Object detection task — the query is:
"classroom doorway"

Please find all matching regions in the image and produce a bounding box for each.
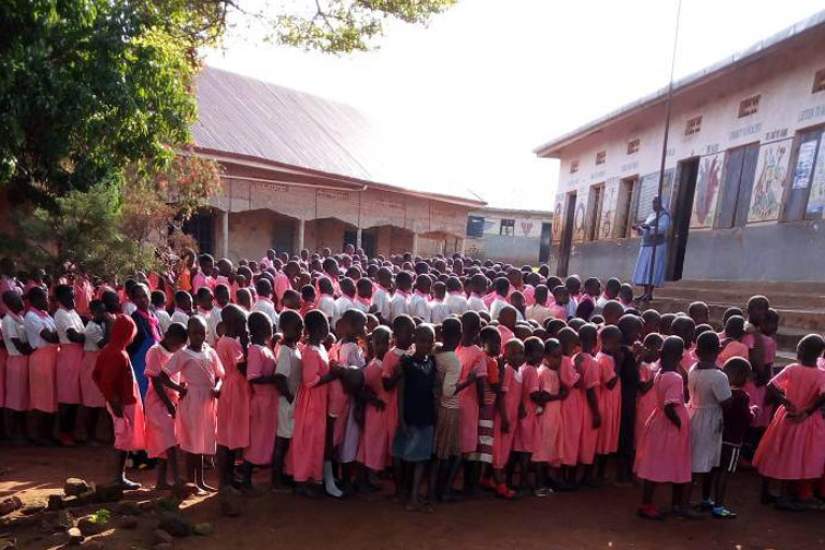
[557,192,576,277]
[539,222,552,264]
[667,157,699,281]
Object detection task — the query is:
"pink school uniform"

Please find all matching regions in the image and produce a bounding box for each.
[634,371,691,483]
[244,344,279,465]
[143,343,177,458]
[2,311,29,411]
[337,341,366,463]
[54,307,85,405]
[513,363,540,454]
[0,342,6,409]
[359,357,389,471]
[457,344,488,454]
[497,325,515,345]
[635,361,660,450]
[532,365,563,465]
[718,339,749,365]
[595,351,621,455]
[493,364,522,469]
[163,346,224,455]
[753,364,825,480]
[381,347,406,457]
[215,336,250,451]
[288,344,330,483]
[24,308,59,413]
[80,320,106,408]
[559,356,583,466]
[577,353,600,465]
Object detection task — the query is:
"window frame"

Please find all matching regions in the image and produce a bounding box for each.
[685,115,702,136]
[627,139,640,155]
[499,218,516,236]
[595,151,607,165]
[813,69,825,94]
[738,95,761,118]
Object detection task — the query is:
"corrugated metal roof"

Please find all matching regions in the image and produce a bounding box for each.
[192,67,484,205]
[533,9,825,157]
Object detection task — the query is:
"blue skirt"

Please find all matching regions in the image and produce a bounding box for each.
[632,244,667,287]
[393,425,434,462]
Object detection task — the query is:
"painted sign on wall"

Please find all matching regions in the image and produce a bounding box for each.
[691,153,724,228]
[748,141,790,223]
[806,137,825,218]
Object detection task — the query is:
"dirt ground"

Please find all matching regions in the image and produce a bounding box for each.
[1,445,824,550]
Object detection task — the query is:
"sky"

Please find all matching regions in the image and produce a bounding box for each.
[204,0,825,210]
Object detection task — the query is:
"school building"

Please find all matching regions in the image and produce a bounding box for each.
[187,67,485,261]
[465,207,553,266]
[534,10,825,284]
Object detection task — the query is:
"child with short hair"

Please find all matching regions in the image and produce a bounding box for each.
[152,290,172,335]
[429,281,451,325]
[54,284,86,446]
[24,286,60,444]
[635,333,663,452]
[382,314,415,497]
[271,310,304,492]
[474,326,502,487]
[557,327,583,485]
[2,290,32,441]
[526,285,553,325]
[408,275,432,323]
[171,290,193,327]
[491,338,523,499]
[718,315,749,364]
[575,324,602,485]
[456,311,488,494]
[513,336,544,493]
[532,338,567,495]
[144,322,188,489]
[359,326,392,487]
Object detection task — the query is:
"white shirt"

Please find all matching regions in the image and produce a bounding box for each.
[467,294,487,313]
[430,299,451,325]
[317,294,336,320]
[122,301,137,316]
[54,307,85,344]
[408,291,431,322]
[206,306,223,345]
[2,312,27,356]
[170,308,190,327]
[489,297,509,320]
[389,290,410,322]
[155,308,172,335]
[83,320,105,352]
[371,286,392,321]
[445,292,468,316]
[24,310,57,349]
[333,295,356,326]
[252,298,279,329]
[276,343,302,439]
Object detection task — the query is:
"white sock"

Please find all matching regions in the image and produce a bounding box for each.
[324,461,342,498]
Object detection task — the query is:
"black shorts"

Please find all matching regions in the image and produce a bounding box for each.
[720,443,741,474]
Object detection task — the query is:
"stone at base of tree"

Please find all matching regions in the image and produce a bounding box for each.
[47,494,63,511]
[118,516,139,530]
[83,541,106,550]
[57,510,75,530]
[156,497,181,513]
[152,528,174,545]
[94,484,123,503]
[0,538,15,550]
[0,496,23,517]
[192,522,213,536]
[77,516,106,536]
[20,501,46,515]
[158,512,191,538]
[67,527,83,545]
[64,478,91,497]
[154,543,173,550]
[115,501,141,516]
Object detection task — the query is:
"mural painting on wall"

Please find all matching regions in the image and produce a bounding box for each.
[806,137,825,219]
[573,201,587,242]
[690,153,724,228]
[636,169,674,223]
[748,141,790,223]
[552,196,564,242]
[520,221,534,237]
[599,180,618,239]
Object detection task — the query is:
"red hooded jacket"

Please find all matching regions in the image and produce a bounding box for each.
[93,315,138,405]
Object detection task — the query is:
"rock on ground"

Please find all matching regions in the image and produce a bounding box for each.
[63,478,91,497]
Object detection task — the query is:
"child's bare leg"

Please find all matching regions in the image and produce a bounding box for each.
[444,456,462,501]
[713,470,729,507]
[215,445,233,489]
[429,458,441,500]
[406,462,427,511]
[642,479,656,506]
[323,417,342,497]
[271,437,290,490]
[392,457,404,499]
[155,459,170,490]
[114,450,141,489]
[168,447,181,486]
[57,403,77,444]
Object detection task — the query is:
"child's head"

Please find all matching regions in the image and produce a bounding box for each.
[494,277,510,298]
[236,288,252,311]
[687,301,710,326]
[534,284,549,306]
[660,335,685,371]
[163,322,188,352]
[746,295,770,326]
[604,277,621,299]
[248,311,274,344]
[413,324,435,358]
[395,271,413,292]
[300,284,316,305]
[432,281,446,301]
[504,338,525,367]
[282,289,301,311]
[762,308,780,337]
[565,275,581,295]
[366,313,379,332]
[322,257,340,278]
[589,315,604,326]
[304,309,330,344]
[722,307,744,326]
[695,330,721,363]
[552,285,570,306]
[415,274,432,295]
[151,290,166,311]
[544,318,567,338]
[480,325,502,357]
[498,305,517,330]
[510,291,525,311]
[641,309,660,337]
[567,317,586,333]
[196,287,214,311]
[671,315,696,347]
[198,253,215,275]
[279,310,304,344]
[514,323,532,341]
[392,314,416,349]
[339,277,356,298]
[187,315,207,349]
[220,304,248,340]
[89,299,105,323]
[542,337,562,368]
[471,273,488,295]
[617,314,643,345]
[55,284,75,310]
[723,357,752,388]
[797,334,825,367]
[446,276,462,294]
[724,315,746,340]
[642,332,664,363]
[659,313,676,335]
[255,277,273,299]
[583,277,601,297]
[132,283,150,311]
[175,290,193,313]
[356,277,373,300]
[618,284,634,304]
[214,284,231,308]
[370,326,392,361]
[602,301,624,326]
[523,336,544,365]
[440,317,462,350]
[578,323,598,353]
[556,327,580,356]
[695,323,714,338]
[599,325,622,355]
[101,290,120,314]
[342,309,367,340]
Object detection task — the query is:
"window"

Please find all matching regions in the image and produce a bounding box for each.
[813,69,825,94]
[595,151,607,165]
[615,177,637,238]
[627,139,640,155]
[685,116,702,136]
[182,211,214,254]
[570,160,579,174]
[586,184,604,241]
[716,143,759,228]
[738,95,760,118]
[466,215,485,238]
[784,127,825,221]
[500,219,515,236]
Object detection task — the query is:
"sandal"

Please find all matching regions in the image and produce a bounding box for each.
[637,504,664,520]
[712,506,737,519]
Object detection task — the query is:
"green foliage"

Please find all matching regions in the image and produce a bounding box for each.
[0,0,199,208]
[90,508,111,524]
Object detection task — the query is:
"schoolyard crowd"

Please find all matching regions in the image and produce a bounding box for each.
[1,246,824,519]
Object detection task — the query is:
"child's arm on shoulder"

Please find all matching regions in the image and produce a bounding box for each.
[664,403,681,429]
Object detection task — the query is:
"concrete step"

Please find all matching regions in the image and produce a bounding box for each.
[664,279,825,295]
[775,350,796,367]
[654,286,825,310]
[649,298,825,332]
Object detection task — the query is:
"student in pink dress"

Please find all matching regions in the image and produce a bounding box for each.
[635,333,663,452]
[456,310,488,494]
[497,306,518,345]
[271,310,303,492]
[24,286,60,445]
[241,312,280,486]
[512,336,543,493]
[532,338,568,495]
[753,334,825,509]
[491,338,522,499]
[192,254,216,294]
[54,284,87,446]
[92,314,145,490]
[2,291,32,441]
[144,323,188,489]
[718,316,749,365]
[594,325,622,483]
[575,324,602,486]
[163,316,224,494]
[215,304,250,490]
[380,314,414,498]
[359,325,391,486]
[80,300,108,442]
[549,286,569,321]
[635,335,693,520]
[557,327,583,485]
